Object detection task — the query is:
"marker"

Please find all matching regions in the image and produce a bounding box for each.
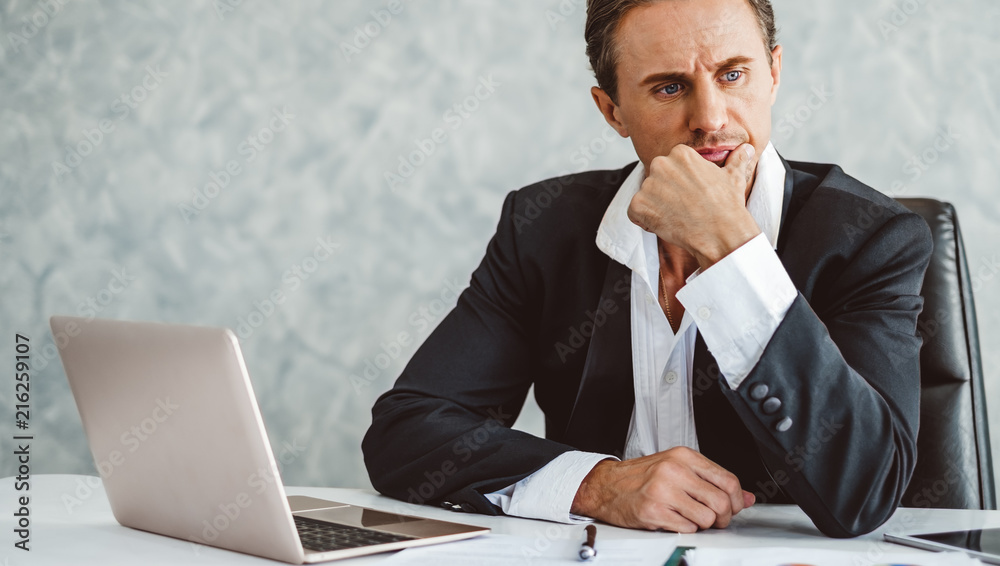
[579,524,597,561]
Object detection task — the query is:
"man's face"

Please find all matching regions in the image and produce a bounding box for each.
[595,0,782,177]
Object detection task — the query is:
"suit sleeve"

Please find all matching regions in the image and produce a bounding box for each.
[717,211,933,537]
[362,191,576,514]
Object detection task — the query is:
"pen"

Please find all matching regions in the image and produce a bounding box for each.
[579,524,597,561]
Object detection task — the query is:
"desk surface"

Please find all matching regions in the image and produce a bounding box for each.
[4,475,1000,565]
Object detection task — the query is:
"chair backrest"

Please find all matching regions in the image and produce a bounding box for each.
[896,198,995,510]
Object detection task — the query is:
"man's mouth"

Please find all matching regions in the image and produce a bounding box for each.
[694,146,737,164]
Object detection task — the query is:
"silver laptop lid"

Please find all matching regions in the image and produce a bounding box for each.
[51,316,305,564]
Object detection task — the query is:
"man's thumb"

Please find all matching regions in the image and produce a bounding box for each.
[725,143,755,170]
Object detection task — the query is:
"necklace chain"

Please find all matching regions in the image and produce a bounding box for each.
[658,241,677,331]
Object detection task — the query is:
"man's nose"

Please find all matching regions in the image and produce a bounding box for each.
[688,83,728,133]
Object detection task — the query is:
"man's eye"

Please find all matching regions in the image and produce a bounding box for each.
[723,70,742,82]
[659,84,681,95]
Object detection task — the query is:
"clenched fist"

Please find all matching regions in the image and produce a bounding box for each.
[571,446,756,533]
[627,143,763,271]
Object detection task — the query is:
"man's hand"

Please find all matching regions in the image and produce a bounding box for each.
[570,446,755,532]
[627,143,763,270]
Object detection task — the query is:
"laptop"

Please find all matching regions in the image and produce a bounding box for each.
[886,529,1000,564]
[50,315,488,563]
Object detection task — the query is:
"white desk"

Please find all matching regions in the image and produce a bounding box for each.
[4,475,1000,565]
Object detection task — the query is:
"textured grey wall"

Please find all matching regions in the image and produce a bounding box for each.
[1,0,997,495]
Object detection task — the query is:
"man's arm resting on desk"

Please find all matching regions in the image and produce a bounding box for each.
[711,210,931,538]
[686,210,931,537]
[484,451,614,523]
[363,188,602,516]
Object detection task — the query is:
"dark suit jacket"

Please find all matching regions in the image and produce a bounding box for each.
[363,156,933,538]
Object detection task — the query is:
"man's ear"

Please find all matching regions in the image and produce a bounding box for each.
[591,86,630,138]
[769,44,783,106]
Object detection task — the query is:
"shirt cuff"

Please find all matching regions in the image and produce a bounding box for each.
[676,232,797,390]
[483,451,616,523]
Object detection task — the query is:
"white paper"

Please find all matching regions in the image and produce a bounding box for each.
[685,546,984,566]
[373,534,676,566]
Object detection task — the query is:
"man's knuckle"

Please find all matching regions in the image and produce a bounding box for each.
[695,509,716,529]
[673,446,695,460]
[627,205,644,223]
[710,491,730,513]
[638,482,661,502]
[651,459,679,477]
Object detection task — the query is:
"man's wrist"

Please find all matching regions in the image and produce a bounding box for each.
[690,216,761,270]
[571,459,615,517]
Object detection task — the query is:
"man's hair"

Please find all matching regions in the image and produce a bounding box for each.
[585,0,777,104]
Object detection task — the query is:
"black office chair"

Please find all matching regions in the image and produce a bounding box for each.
[896,198,996,510]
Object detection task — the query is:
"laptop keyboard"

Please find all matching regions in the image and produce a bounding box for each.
[294,515,417,552]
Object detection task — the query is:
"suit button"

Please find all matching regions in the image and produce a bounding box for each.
[762,397,782,415]
[749,383,769,401]
[775,417,793,432]
[664,371,678,384]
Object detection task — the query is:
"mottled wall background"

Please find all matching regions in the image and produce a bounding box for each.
[1,0,998,493]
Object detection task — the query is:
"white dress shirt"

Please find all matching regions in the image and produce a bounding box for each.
[485,142,799,523]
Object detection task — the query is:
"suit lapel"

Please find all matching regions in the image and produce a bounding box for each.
[776,153,796,254]
[562,259,634,457]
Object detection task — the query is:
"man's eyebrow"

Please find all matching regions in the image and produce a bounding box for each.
[638,56,756,87]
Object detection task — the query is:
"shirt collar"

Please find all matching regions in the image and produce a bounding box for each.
[596,142,785,283]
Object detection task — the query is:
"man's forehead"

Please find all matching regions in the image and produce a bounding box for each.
[617,0,762,73]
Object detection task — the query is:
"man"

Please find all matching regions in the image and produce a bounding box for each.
[363,0,932,538]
